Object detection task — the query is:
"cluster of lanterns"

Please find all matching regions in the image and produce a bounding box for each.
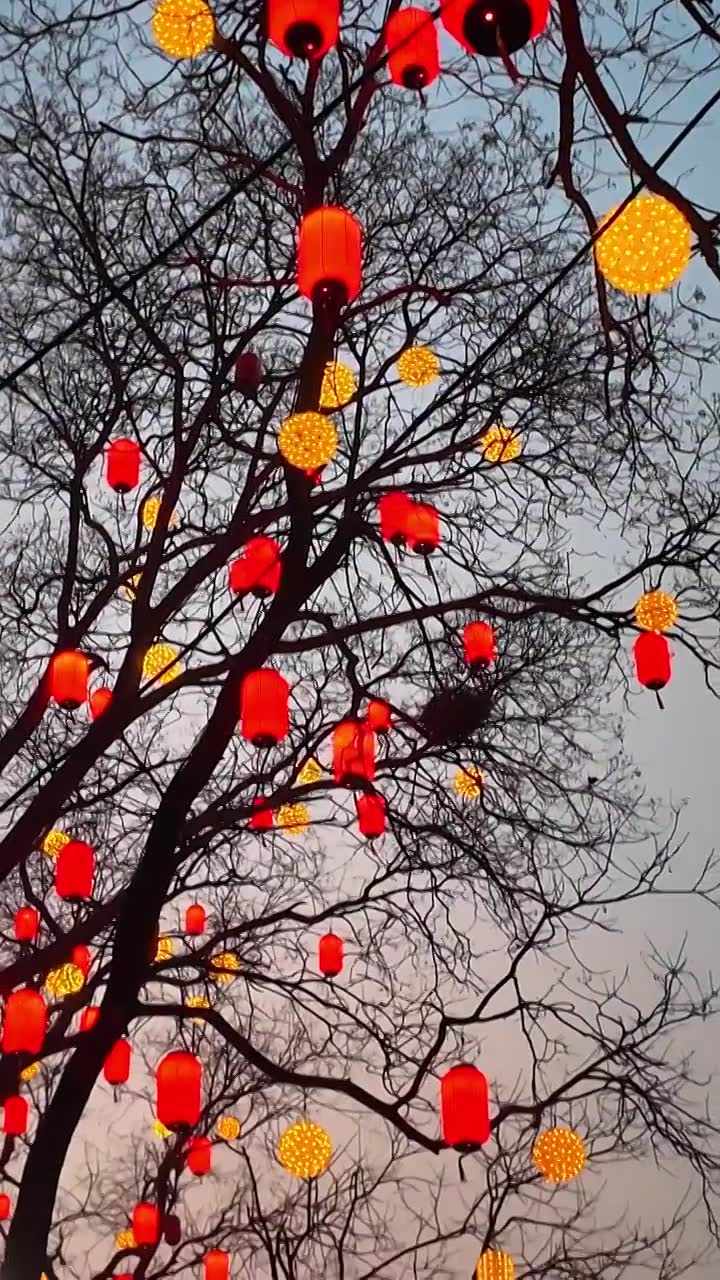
[632,590,678,692]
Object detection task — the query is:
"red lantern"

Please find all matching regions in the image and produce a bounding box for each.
[104,1039,131,1086]
[234,352,263,395]
[156,1050,202,1130]
[463,621,496,668]
[405,502,440,555]
[229,537,282,598]
[267,0,339,58]
[297,207,362,309]
[333,720,376,785]
[440,1064,490,1149]
[80,1005,100,1031]
[133,1202,160,1246]
[318,932,344,977]
[55,840,94,902]
[205,1252,230,1280]
[250,797,273,830]
[3,1096,28,1136]
[386,8,440,88]
[186,1134,212,1176]
[440,0,548,57]
[185,903,206,935]
[240,669,289,748]
[164,1213,182,1246]
[633,632,672,691]
[0,1194,10,1221]
[72,944,91,978]
[14,907,39,943]
[356,792,386,838]
[365,699,391,734]
[379,493,412,547]
[49,650,89,710]
[1,989,47,1054]
[89,686,113,719]
[106,438,141,494]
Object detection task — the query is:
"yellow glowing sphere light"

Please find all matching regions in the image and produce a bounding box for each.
[42,828,70,859]
[277,1120,333,1178]
[20,1060,40,1082]
[297,757,322,784]
[115,1229,136,1249]
[278,412,338,471]
[396,345,440,387]
[152,0,215,58]
[277,802,310,837]
[123,572,141,601]
[532,1127,587,1184]
[45,963,85,998]
[594,195,690,296]
[143,643,182,685]
[482,425,522,464]
[453,766,484,799]
[216,1114,242,1140]
[210,951,240,984]
[475,1251,515,1280]
[155,935,174,962]
[634,590,678,633]
[320,361,357,409]
[153,1120,172,1140]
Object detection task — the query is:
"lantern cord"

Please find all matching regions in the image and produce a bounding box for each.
[496,31,520,84]
[458,1152,467,1183]
[655,691,665,711]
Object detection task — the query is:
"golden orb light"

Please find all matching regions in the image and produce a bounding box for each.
[152,0,215,58]
[532,1127,587,1184]
[20,1060,40,1082]
[277,1120,332,1179]
[155,935,174,962]
[278,412,338,471]
[152,1120,172,1140]
[297,757,322,785]
[141,496,177,530]
[475,1251,515,1280]
[634,590,678,633]
[142,643,182,685]
[594,195,690,295]
[277,802,310,837]
[41,828,70,859]
[115,1229,136,1249]
[216,1114,241,1140]
[210,951,240,984]
[319,361,357,409]
[44,963,85,998]
[396,345,440,387]
[123,572,141,601]
[453,766,485,799]
[481,425,522,464]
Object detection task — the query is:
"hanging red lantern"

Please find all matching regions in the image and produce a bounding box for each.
[80,1005,100,1031]
[89,686,113,719]
[634,632,671,690]
[267,0,339,58]
[440,0,548,57]
[356,792,386,838]
[55,840,95,902]
[71,944,91,978]
[463,621,496,668]
[186,1134,212,1176]
[205,1252,230,1280]
[3,1096,28,1137]
[297,207,362,310]
[234,351,263,395]
[240,669,289,748]
[378,492,412,547]
[405,502,440,555]
[333,720,376,785]
[1,989,47,1054]
[365,699,392,734]
[440,1064,490,1149]
[230,537,282,599]
[185,903,206,935]
[250,797,273,830]
[104,1039,131,1086]
[0,1193,10,1221]
[106,438,141,494]
[164,1213,182,1246]
[318,932,344,978]
[133,1202,160,1246]
[49,650,89,711]
[386,7,440,88]
[14,906,39,943]
[156,1050,202,1130]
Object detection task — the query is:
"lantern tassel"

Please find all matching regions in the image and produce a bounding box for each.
[655,690,665,711]
[458,1153,467,1183]
[496,29,520,83]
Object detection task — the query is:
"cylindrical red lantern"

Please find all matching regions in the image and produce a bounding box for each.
[49,650,89,711]
[250,797,273,830]
[14,906,39,943]
[3,1096,28,1137]
[89,686,113,719]
[440,0,548,57]
[205,1251,230,1280]
[267,0,339,58]
[356,792,386,838]
[71,944,91,977]
[365,699,392,734]
[463,621,496,668]
[440,1064,490,1149]
[634,632,671,690]
[0,1193,10,1221]
[333,720,376,785]
[104,1039,131,1086]
[1,989,47,1054]
[405,502,440,555]
[164,1213,182,1246]
[186,1134,212,1176]
[185,903,206,935]
[386,8,440,88]
[318,932,344,978]
[133,1202,160,1246]
[297,207,362,309]
[156,1050,202,1130]
[80,1005,100,1031]
[106,438,141,494]
[234,352,263,395]
[379,492,412,547]
[240,669,289,748]
[55,839,95,902]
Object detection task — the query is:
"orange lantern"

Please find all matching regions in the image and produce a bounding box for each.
[156,1050,202,1130]
[106,438,141,493]
[104,1039,131,1086]
[80,1005,100,1031]
[186,1135,212,1176]
[3,1096,28,1136]
[250,797,273,830]
[318,932,344,977]
[386,7,440,88]
[406,502,440,555]
[297,207,362,310]
[463,621,496,668]
[1,989,47,1054]
[240,669,289,747]
[440,1064,490,1149]
[267,0,339,58]
[185,903,206,935]
[333,720,376,784]
[49,650,89,710]
[14,907,39,943]
[55,840,95,901]
[205,1251,230,1280]
[356,792,386,838]
[365,699,392,734]
[378,492,412,547]
[634,632,671,690]
[440,0,548,57]
[0,1194,10,1220]
[89,686,113,719]
[133,1202,160,1246]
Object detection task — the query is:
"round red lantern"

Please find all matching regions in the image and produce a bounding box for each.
[89,686,113,719]
[463,621,496,668]
[185,903,206,935]
[0,1193,10,1220]
[267,0,339,58]
[186,1134,212,1176]
[14,906,39,943]
[133,1202,160,1246]
[634,632,671,690]
[234,352,263,395]
[49,650,89,710]
[318,932,344,978]
[356,792,386,838]
[106,438,141,494]
[378,492,412,547]
[1,989,47,1054]
[386,7,440,88]
[205,1251,230,1280]
[297,207,362,310]
[333,720,376,785]
[3,1096,28,1136]
[156,1050,202,1130]
[365,699,391,734]
[250,797,273,830]
[440,1064,490,1149]
[80,1005,100,1031]
[440,0,548,57]
[104,1039,131,1086]
[55,839,95,901]
[240,669,289,748]
[406,503,440,555]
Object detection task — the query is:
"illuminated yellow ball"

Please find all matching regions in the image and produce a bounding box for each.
[216,1114,241,1140]
[210,951,240,984]
[20,1061,40,1082]
[532,1127,586,1183]
[42,828,70,859]
[396,345,440,387]
[475,1251,515,1280]
[152,0,215,58]
[186,993,210,1023]
[44,963,84,998]
[155,935,174,962]
[595,195,690,295]
[143,643,182,685]
[278,412,337,471]
[319,361,357,409]
[297,757,322,784]
[277,1120,332,1179]
[142,496,177,530]
[634,590,678,633]
[453,766,484,799]
[123,573,141,601]
[277,802,309,837]
[115,1229,136,1249]
[482,425,522,464]
[152,1120,172,1140]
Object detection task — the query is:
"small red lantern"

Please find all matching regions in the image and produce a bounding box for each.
[185,903,206,935]
[80,1005,100,1031]
[356,792,386,838]
[229,537,282,599]
[634,632,671,691]
[405,502,440,555]
[378,492,412,547]
[333,720,376,785]
[3,1096,28,1137]
[463,621,496,668]
[267,0,339,58]
[365,699,392,734]
[386,8,440,89]
[106,438,141,494]
[240,669,289,748]
[104,1039,131,1086]
[440,0,549,57]
[186,1134,212,1176]
[318,932,344,978]
[234,352,263,395]
[156,1050,202,1130]
[49,650,89,711]
[164,1213,182,1246]
[205,1251,230,1280]
[1,989,47,1054]
[71,944,91,978]
[297,207,362,310]
[440,1064,490,1149]
[0,1193,10,1221]
[89,686,113,719]
[133,1202,160,1246]
[14,907,39,943]
[55,840,95,902]
[250,797,273,830]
